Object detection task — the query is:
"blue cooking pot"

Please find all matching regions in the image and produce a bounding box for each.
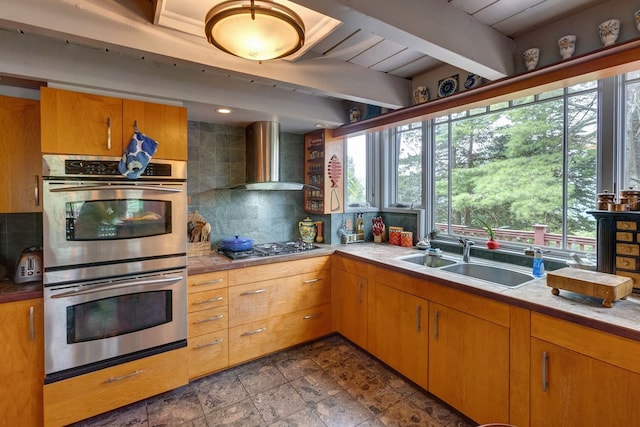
[218,235,254,251]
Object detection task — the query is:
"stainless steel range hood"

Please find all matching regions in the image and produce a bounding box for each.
[232,121,313,191]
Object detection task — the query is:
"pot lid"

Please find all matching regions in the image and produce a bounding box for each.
[221,235,254,244]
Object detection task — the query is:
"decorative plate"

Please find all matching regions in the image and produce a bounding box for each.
[438,74,459,98]
[464,73,483,90]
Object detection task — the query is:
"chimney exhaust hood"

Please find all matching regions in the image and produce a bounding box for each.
[232,121,316,191]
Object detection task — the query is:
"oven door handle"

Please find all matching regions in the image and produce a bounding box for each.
[49,184,183,193]
[50,275,183,298]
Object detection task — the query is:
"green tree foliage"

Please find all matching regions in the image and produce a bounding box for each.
[435,87,598,244]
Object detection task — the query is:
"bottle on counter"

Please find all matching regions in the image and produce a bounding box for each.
[355,212,364,235]
[532,248,545,278]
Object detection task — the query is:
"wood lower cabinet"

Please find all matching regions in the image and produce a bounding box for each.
[227,256,332,366]
[43,348,188,426]
[370,279,428,388]
[187,271,229,380]
[428,302,510,424]
[332,256,372,349]
[0,96,42,213]
[530,313,640,426]
[0,298,43,427]
[41,87,187,159]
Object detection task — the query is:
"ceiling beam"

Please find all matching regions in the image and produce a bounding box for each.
[292,0,515,80]
[0,0,411,108]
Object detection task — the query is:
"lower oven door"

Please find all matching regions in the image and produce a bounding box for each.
[43,268,187,381]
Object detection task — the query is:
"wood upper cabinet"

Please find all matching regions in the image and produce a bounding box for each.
[0,96,42,213]
[332,256,371,349]
[41,87,187,159]
[370,279,428,388]
[122,99,187,160]
[428,301,510,425]
[530,313,640,427]
[0,298,44,427]
[41,87,124,156]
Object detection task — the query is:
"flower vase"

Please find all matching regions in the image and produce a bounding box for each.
[487,239,500,250]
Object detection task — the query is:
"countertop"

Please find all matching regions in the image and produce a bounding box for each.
[4,243,639,344]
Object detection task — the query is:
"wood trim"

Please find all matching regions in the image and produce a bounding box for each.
[332,38,640,137]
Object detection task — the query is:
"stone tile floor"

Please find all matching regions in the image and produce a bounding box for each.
[71,334,477,427]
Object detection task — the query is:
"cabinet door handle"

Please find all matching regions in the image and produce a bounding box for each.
[303,312,323,320]
[29,306,35,341]
[542,351,548,392]
[106,116,111,150]
[193,278,223,286]
[415,304,421,332]
[303,278,322,284]
[103,369,143,384]
[241,327,267,336]
[34,175,40,207]
[194,296,223,304]
[240,289,266,296]
[194,338,224,349]
[194,314,224,324]
[357,280,363,304]
[433,309,439,339]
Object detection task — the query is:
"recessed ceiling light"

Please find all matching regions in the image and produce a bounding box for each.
[314,123,325,128]
[216,107,232,114]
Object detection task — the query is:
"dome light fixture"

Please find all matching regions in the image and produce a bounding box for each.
[204,0,305,61]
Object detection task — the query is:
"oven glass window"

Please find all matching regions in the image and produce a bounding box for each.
[66,199,171,240]
[66,290,172,343]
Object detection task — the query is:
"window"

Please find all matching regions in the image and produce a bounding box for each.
[623,71,640,188]
[345,134,368,208]
[434,82,598,252]
[394,122,424,207]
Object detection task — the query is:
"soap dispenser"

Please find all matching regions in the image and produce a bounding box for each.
[532,248,545,278]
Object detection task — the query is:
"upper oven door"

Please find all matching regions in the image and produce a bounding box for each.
[43,180,187,270]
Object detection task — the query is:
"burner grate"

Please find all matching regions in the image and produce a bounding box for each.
[219,241,319,259]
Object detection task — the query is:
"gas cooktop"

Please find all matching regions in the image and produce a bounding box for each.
[218,241,320,260]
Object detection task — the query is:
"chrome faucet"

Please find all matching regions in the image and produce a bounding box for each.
[459,238,475,262]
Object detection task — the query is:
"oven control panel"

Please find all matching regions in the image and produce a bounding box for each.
[64,160,172,177]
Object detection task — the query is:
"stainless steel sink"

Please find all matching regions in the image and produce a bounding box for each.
[397,253,458,268]
[440,263,533,287]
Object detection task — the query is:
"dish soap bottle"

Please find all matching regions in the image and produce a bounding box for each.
[532,248,545,278]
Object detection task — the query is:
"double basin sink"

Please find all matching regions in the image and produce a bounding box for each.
[396,252,536,287]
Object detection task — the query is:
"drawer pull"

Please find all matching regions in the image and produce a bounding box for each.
[303,278,322,284]
[194,314,224,324]
[241,327,267,336]
[240,289,266,296]
[194,338,224,349]
[193,278,223,286]
[542,351,548,392]
[195,296,223,304]
[103,369,144,384]
[303,312,323,320]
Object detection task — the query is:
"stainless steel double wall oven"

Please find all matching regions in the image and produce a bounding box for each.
[42,154,188,383]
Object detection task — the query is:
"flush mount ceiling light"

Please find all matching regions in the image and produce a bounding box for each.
[204,0,305,61]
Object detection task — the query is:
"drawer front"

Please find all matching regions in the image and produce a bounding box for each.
[228,270,331,327]
[617,231,634,242]
[188,288,228,311]
[188,306,228,337]
[188,271,228,293]
[617,221,637,231]
[228,256,330,285]
[228,304,332,366]
[616,243,640,256]
[616,256,637,271]
[188,330,228,380]
[44,348,188,426]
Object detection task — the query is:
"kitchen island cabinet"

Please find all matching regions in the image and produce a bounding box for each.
[0,298,43,427]
[187,271,229,380]
[41,87,187,159]
[0,96,42,213]
[227,256,332,365]
[530,312,640,427]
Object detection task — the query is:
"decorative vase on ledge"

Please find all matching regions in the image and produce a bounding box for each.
[487,239,500,250]
[558,35,576,59]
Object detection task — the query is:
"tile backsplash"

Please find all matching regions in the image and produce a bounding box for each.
[0,213,42,276]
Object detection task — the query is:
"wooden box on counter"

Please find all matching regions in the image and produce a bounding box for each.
[304,129,344,214]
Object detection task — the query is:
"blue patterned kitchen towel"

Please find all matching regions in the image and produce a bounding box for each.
[118,131,159,179]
